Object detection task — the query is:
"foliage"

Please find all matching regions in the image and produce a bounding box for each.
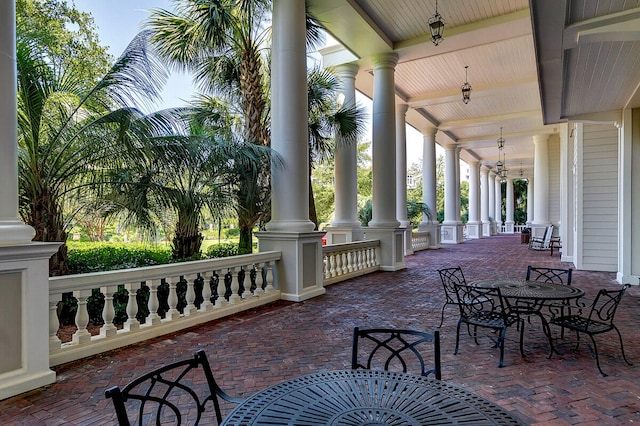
[407,201,432,227]
[66,243,173,274]
[358,199,373,227]
[205,243,239,258]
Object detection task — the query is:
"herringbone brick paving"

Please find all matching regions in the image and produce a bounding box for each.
[1,234,639,425]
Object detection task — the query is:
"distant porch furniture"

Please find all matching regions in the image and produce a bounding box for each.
[529,224,554,251]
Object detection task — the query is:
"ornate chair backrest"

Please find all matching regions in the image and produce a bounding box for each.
[438,267,467,303]
[352,327,441,380]
[526,266,573,285]
[105,350,242,425]
[452,284,505,321]
[585,285,629,328]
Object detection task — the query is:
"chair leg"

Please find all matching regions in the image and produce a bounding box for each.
[518,320,525,357]
[473,325,480,345]
[498,327,507,368]
[454,319,462,355]
[587,334,607,377]
[613,326,633,366]
[438,303,447,328]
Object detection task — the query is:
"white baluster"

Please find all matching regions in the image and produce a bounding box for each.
[357,248,364,271]
[49,294,62,350]
[200,271,214,312]
[183,273,198,315]
[254,263,265,296]
[72,289,92,344]
[229,267,241,303]
[145,279,162,326]
[264,261,275,293]
[124,282,140,331]
[241,266,252,299]
[100,285,118,337]
[346,251,354,273]
[340,252,348,276]
[215,269,228,307]
[329,253,337,278]
[165,276,180,320]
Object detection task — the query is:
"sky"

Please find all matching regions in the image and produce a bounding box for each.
[74,0,428,169]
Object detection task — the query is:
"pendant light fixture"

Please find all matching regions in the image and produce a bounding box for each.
[461,66,472,104]
[429,0,445,46]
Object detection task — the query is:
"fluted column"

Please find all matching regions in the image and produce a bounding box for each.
[365,53,404,270]
[396,104,409,228]
[418,127,440,248]
[0,0,35,244]
[369,53,399,228]
[466,160,481,238]
[327,63,363,243]
[488,170,496,235]
[266,0,314,233]
[480,165,490,236]
[505,177,515,233]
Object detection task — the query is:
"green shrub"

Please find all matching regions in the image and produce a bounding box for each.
[67,243,173,274]
[205,243,239,259]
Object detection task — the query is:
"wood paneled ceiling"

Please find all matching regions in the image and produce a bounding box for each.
[307,0,640,173]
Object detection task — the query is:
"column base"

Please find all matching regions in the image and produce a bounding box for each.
[482,222,492,237]
[364,227,406,271]
[504,221,515,234]
[324,224,365,245]
[0,242,60,400]
[0,219,35,245]
[256,231,325,302]
[440,222,465,244]
[466,221,483,239]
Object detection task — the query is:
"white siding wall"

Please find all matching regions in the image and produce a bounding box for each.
[580,125,618,271]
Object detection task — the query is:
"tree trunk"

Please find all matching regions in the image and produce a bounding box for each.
[238,225,253,255]
[309,175,318,230]
[171,231,204,260]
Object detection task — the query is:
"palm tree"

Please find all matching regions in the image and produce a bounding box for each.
[17,30,173,275]
[145,0,272,254]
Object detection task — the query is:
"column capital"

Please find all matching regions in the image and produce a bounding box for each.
[371,53,399,70]
[533,134,549,144]
[421,127,438,138]
[396,103,409,115]
[334,62,359,79]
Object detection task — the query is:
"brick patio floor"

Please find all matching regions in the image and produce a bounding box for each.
[1,234,639,425]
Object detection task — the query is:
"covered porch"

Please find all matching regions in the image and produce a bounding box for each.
[1,234,638,425]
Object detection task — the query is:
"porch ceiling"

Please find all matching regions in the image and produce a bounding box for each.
[307,0,640,173]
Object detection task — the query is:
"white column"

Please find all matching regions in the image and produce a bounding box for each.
[494,173,503,230]
[365,53,405,270]
[488,171,496,234]
[532,134,550,239]
[0,0,35,244]
[396,104,409,228]
[443,145,457,224]
[454,147,461,222]
[266,0,314,233]
[369,53,400,229]
[326,63,363,243]
[418,127,440,248]
[505,177,515,233]
[395,104,413,255]
[526,177,534,226]
[420,128,437,224]
[480,165,491,236]
[466,160,481,239]
[257,0,324,302]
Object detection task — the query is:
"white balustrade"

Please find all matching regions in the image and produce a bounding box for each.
[411,232,430,252]
[49,252,282,366]
[322,240,381,286]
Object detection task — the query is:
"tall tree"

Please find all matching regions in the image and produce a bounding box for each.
[145,0,272,254]
[16,28,172,275]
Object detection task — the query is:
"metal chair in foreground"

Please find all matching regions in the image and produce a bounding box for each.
[105,350,244,425]
[352,327,441,380]
[452,283,524,368]
[550,285,632,376]
[525,266,575,336]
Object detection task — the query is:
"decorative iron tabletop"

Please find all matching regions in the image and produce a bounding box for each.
[471,279,584,300]
[222,369,525,425]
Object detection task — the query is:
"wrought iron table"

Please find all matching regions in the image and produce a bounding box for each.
[221,369,525,425]
[471,278,585,356]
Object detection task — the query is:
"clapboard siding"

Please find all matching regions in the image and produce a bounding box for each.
[580,124,618,272]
